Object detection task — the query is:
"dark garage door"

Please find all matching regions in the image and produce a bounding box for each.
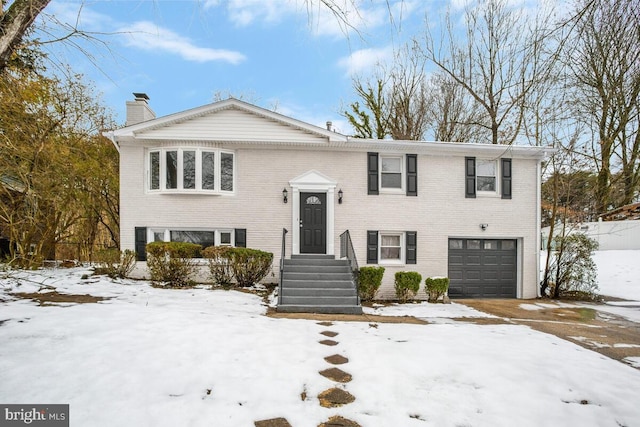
[448,238,517,298]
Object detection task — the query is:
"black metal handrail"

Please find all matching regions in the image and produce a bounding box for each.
[278,228,288,305]
[339,230,360,305]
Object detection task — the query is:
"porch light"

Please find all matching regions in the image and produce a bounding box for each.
[283,188,288,204]
[338,189,343,204]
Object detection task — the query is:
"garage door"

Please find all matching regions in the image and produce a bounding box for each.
[448,238,517,298]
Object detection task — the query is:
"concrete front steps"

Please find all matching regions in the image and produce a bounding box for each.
[277,254,362,315]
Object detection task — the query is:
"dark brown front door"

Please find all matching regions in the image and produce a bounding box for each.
[300,192,326,254]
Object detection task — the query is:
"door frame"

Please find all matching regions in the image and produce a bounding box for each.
[289,170,337,256]
[447,236,523,298]
[299,192,327,254]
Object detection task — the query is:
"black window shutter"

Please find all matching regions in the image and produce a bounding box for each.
[235,229,247,247]
[501,158,512,199]
[367,230,378,264]
[406,231,417,264]
[367,152,379,195]
[406,154,418,196]
[134,227,147,261]
[465,157,476,198]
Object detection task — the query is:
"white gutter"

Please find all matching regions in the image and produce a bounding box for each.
[103,130,119,152]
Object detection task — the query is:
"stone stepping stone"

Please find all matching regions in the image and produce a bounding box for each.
[319,367,352,383]
[317,321,334,326]
[324,354,349,365]
[320,330,339,337]
[317,415,362,427]
[317,388,356,408]
[254,418,292,427]
[319,339,339,346]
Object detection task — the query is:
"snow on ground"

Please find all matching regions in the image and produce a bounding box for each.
[2,267,640,427]
[593,250,640,301]
[363,300,495,320]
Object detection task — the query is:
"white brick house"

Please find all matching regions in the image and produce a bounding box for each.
[105,96,549,302]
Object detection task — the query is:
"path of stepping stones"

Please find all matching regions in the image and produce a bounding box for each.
[254,321,362,427]
[316,321,360,427]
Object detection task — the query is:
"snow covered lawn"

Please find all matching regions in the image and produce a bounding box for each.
[593,250,640,301]
[1,268,640,427]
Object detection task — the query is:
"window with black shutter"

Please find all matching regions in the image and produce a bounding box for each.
[406,154,417,196]
[406,231,417,264]
[234,229,247,247]
[501,158,512,199]
[135,227,147,261]
[465,157,476,198]
[367,152,379,195]
[367,230,378,263]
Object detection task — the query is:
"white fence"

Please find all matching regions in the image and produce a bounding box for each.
[541,220,640,251]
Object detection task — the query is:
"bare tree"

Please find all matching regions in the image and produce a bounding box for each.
[343,76,390,139]
[418,0,555,145]
[423,71,488,143]
[567,0,640,212]
[343,45,431,141]
[385,44,430,140]
[0,0,51,71]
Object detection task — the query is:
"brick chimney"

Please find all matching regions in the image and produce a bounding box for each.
[126,93,156,126]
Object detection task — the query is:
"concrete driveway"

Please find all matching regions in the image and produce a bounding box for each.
[457,298,640,370]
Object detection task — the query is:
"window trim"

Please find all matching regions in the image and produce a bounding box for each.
[146,147,235,194]
[378,231,405,265]
[476,159,498,196]
[149,228,236,248]
[467,156,509,199]
[379,154,405,194]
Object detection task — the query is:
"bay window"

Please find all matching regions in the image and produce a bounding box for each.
[147,148,234,193]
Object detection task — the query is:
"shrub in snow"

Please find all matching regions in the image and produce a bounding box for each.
[227,248,273,287]
[544,233,599,299]
[358,266,385,302]
[146,242,202,287]
[202,246,234,288]
[394,271,422,303]
[94,249,136,279]
[425,277,450,303]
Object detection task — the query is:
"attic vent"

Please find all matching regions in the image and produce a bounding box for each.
[326,121,332,131]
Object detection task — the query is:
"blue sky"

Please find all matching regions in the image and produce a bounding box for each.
[34,0,440,132]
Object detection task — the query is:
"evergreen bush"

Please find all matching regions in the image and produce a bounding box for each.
[146,242,201,287]
[202,246,234,288]
[394,271,422,303]
[228,248,273,287]
[545,233,599,299]
[425,277,450,303]
[358,266,385,302]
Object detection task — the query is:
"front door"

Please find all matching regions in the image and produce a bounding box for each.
[300,192,326,254]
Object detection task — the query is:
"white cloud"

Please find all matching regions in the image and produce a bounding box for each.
[205,0,294,27]
[306,1,387,38]
[204,0,417,39]
[119,21,246,64]
[337,46,393,76]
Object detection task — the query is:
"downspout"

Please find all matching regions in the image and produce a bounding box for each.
[536,158,542,298]
[103,130,119,152]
